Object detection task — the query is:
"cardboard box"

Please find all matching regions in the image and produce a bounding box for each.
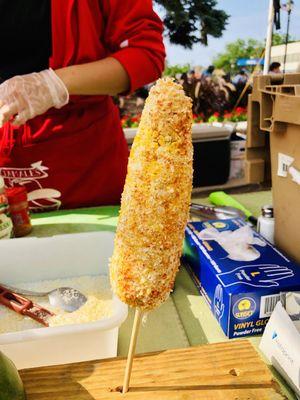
[246,74,300,263]
[184,218,300,339]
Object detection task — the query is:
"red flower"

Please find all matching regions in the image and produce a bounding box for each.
[235,107,247,115]
[193,114,203,123]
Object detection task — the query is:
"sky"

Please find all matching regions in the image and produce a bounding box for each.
[158,0,300,67]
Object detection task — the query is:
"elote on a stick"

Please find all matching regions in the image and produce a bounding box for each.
[110,78,193,311]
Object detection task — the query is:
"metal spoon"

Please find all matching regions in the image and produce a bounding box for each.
[1,284,87,313]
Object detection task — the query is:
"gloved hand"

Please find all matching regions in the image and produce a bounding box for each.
[0,69,69,127]
[217,264,294,288]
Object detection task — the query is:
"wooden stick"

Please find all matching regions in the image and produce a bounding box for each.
[122,308,143,394]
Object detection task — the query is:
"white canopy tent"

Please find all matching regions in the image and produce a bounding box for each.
[264,0,275,74]
[264,0,294,75]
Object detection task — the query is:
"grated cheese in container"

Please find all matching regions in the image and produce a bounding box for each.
[0,275,113,334]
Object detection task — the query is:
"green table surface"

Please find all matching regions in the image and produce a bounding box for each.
[30,191,296,400]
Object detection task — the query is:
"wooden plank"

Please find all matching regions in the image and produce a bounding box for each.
[20,340,284,400]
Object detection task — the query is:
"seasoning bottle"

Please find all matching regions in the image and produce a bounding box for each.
[0,176,13,239]
[6,186,32,237]
[257,205,275,244]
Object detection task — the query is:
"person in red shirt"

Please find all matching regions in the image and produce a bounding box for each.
[0,0,165,212]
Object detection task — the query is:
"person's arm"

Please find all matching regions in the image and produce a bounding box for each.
[55,57,130,96]
[100,0,166,93]
[0,0,165,127]
[57,0,166,96]
[0,58,130,127]
[56,0,166,96]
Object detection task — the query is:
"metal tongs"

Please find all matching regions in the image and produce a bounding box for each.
[0,284,55,326]
[190,203,258,226]
[190,203,246,220]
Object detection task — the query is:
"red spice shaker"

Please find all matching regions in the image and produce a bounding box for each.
[6,187,32,237]
[0,176,13,239]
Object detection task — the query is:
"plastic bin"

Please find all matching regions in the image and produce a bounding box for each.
[124,123,232,188]
[0,231,128,369]
[246,73,300,263]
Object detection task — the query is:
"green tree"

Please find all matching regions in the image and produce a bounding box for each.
[155,0,229,48]
[213,39,264,73]
[272,33,294,46]
[163,64,191,77]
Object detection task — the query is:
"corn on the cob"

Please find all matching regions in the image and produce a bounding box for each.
[110,78,193,311]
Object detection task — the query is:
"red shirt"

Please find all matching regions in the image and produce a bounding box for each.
[0,0,165,212]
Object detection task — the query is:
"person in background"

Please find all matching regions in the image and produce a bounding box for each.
[269,62,282,74]
[194,68,202,81]
[188,70,195,83]
[232,70,248,87]
[202,65,215,79]
[232,70,249,108]
[135,85,149,111]
[219,73,237,109]
[0,0,165,212]
[181,72,192,98]
[179,72,187,87]
[223,72,232,84]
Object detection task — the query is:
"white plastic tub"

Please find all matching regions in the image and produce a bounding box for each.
[0,231,128,369]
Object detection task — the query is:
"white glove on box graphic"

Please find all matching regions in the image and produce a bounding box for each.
[217,264,294,288]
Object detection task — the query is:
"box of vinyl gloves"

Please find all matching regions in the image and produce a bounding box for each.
[183,219,300,338]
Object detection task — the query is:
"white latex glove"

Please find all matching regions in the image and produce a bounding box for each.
[0,68,69,127]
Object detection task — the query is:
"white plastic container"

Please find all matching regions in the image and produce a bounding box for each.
[0,231,128,369]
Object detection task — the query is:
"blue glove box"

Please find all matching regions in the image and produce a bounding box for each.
[184,218,300,338]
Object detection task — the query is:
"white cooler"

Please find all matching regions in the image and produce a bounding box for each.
[124,123,232,188]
